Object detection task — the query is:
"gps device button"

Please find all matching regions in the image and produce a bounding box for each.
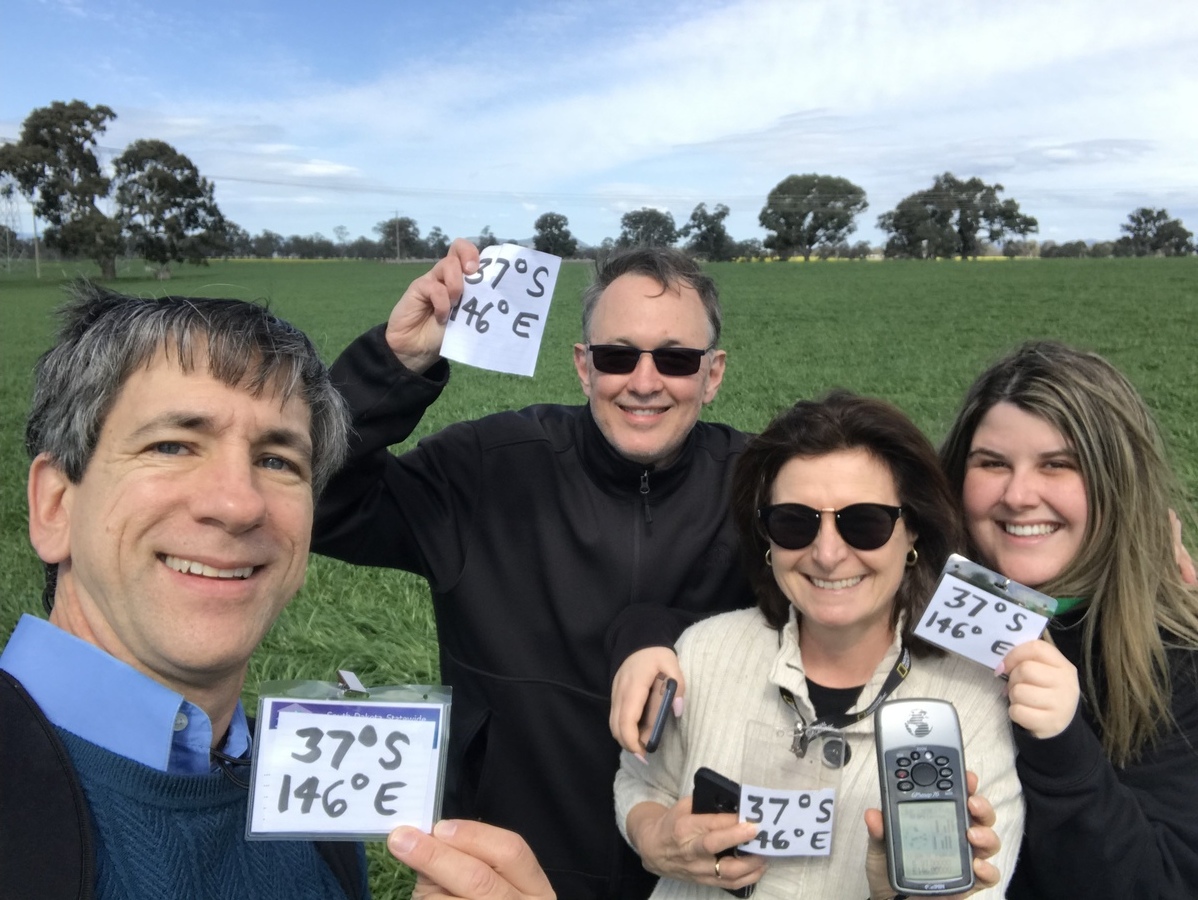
[911,762,938,786]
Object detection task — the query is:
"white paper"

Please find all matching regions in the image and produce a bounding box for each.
[737,784,837,856]
[249,698,444,838]
[440,243,561,376]
[914,572,1049,669]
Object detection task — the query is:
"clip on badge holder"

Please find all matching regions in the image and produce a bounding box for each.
[914,554,1054,670]
[246,670,451,842]
[733,720,845,860]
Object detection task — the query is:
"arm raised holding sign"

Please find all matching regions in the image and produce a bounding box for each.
[314,246,754,899]
[384,238,479,374]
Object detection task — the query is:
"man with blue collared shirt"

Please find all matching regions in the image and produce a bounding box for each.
[0,283,559,900]
[2,616,254,774]
[0,283,367,900]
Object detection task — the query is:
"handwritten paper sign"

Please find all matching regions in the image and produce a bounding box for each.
[440,243,561,376]
[737,784,837,856]
[914,559,1051,669]
[248,697,446,840]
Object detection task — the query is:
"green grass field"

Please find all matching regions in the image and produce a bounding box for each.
[1,256,1196,897]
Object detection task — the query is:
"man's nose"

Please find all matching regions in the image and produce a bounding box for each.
[626,350,664,394]
[191,451,268,533]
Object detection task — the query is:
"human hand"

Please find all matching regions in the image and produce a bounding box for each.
[388,820,556,900]
[609,646,685,756]
[1170,509,1197,585]
[999,639,1080,739]
[625,798,764,892]
[865,770,1001,899]
[384,238,480,374]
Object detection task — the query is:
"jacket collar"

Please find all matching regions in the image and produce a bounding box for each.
[575,404,697,501]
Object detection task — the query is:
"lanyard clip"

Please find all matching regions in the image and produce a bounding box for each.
[792,723,850,768]
[337,669,371,699]
[791,723,816,759]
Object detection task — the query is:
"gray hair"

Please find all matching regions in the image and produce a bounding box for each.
[580,247,722,345]
[27,282,350,609]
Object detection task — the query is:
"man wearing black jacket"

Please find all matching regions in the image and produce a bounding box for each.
[313,240,755,899]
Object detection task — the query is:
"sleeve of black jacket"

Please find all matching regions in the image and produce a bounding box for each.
[1007,649,1198,900]
[604,603,718,684]
[311,323,478,587]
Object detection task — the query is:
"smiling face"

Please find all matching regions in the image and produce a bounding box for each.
[962,402,1088,589]
[29,350,314,698]
[767,449,915,646]
[573,273,725,467]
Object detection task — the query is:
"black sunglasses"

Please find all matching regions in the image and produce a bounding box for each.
[587,344,714,377]
[758,503,904,551]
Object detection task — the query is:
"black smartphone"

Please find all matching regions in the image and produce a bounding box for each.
[874,698,974,896]
[691,767,754,898]
[637,674,677,753]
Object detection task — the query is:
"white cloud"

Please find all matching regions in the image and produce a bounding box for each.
[286,159,360,178]
[9,0,1195,242]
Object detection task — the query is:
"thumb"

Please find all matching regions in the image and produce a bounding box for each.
[864,808,885,841]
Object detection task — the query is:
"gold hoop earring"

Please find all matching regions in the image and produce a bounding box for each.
[765,547,773,567]
[905,547,918,568]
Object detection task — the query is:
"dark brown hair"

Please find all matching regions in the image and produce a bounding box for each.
[580,246,721,345]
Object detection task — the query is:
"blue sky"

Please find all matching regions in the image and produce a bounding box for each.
[3,0,1196,248]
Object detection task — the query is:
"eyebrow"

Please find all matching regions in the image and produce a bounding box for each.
[600,338,691,348]
[966,446,1078,461]
[131,412,313,460]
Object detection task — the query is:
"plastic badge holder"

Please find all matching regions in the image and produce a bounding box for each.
[914,554,1054,670]
[246,670,451,842]
[736,719,845,860]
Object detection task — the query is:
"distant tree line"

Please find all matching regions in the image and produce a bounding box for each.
[1007,208,1194,259]
[2,100,1193,276]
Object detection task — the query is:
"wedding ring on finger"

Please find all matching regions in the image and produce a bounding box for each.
[714,856,722,879]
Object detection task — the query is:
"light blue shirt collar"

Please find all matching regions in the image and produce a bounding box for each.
[0,614,250,774]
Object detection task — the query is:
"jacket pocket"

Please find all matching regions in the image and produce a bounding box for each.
[447,705,491,818]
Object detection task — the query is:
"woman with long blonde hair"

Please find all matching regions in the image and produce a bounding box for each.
[940,340,1198,899]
